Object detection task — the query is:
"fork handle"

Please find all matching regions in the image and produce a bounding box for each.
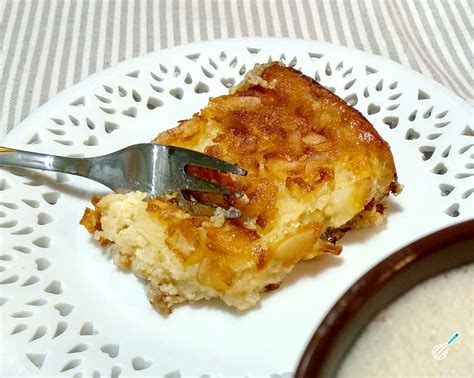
[0,146,88,176]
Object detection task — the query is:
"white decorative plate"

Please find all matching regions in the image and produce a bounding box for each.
[1,38,472,377]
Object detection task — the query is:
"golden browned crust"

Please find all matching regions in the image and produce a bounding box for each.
[81,62,400,313]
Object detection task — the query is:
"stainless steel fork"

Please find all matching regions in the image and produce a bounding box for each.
[0,144,246,216]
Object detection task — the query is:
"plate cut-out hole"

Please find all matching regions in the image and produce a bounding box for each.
[101,344,120,358]
[55,303,74,316]
[0,202,17,209]
[132,90,142,102]
[386,103,400,111]
[342,67,353,77]
[388,92,402,100]
[314,71,321,82]
[186,52,201,61]
[42,191,61,205]
[14,246,31,254]
[461,189,473,199]
[0,179,10,190]
[208,57,218,70]
[0,210,5,217]
[435,121,450,128]
[61,359,81,372]
[20,198,38,207]
[458,144,473,154]
[132,356,152,371]
[173,66,181,77]
[12,227,34,235]
[423,106,433,118]
[24,178,45,187]
[419,146,435,161]
[11,310,33,318]
[69,115,80,126]
[432,162,448,175]
[344,78,356,90]
[367,104,380,115]
[239,64,246,76]
[29,326,47,342]
[103,85,113,93]
[0,254,12,261]
[105,121,120,133]
[169,87,184,100]
[122,107,137,118]
[99,107,116,114]
[221,77,235,88]
[389,81,398,89]
[375,79,383,91]
[466,163,474,169]
[194,81,209,94]
[26,299,47,306]
[11,323,28,335]
[442,146,452,158]
[26,353,46,369]
[150,83,164,93]
[92,371,99,378]
[22,275,39,286]
[0,220,18,228]
[55,139,73,146]
[48,128,66,135]
[365,66,377,75]
[229,56,238,68]
[68,344,88,354]
[35,257,51,271]
[417,89,430,100]
[439,184,454,196]
[126,70,140,78]
[201,66,214,78]
[32,236,51,248]
[44,280,62,294]
[51,117,65,125]
[159,64,168,73]
[53,321,67,338]
[288,56,298,67]
[83,135,99,146]
[86,118,95,130]
[80,321,99,335]
[325,62,332,76]
[147,97,163,110]
[444,203,460,217]
[150,72,163,82]
[279,52,286,61]
[363,87,369,98]
[70,97,85,106]
[308,51,324,60]
[27,133,42,144]
[0,297,8,306]
[95,94,111,103]
[336,61,343,70]
[461,126,473,136]
[118,86,127,96]
[427,133,442,140]
[343,94,357,106]
[184,73,192,84]
[436,110,448,118]
[408,110,417,121]
[405,128,420,140]
[0,275,19,284]
[455,172,474,179]
[111,366,121,378]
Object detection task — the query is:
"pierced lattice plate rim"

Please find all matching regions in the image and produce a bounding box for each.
[1,38,473,377]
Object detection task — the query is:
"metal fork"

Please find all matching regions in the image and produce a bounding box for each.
[0,144,246,217]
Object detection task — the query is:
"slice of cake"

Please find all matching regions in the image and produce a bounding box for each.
[81,62,400,314]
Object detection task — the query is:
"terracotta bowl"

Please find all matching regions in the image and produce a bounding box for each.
[296,219,474,377]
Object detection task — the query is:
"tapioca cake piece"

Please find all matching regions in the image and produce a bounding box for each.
[81,62,400,314]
